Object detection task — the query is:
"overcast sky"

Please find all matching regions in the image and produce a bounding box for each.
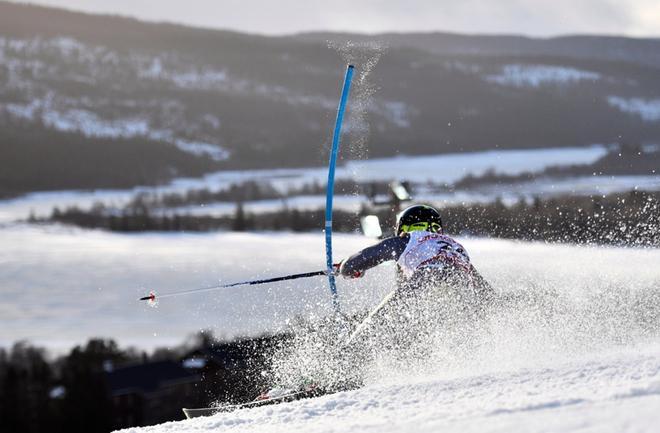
[8,0,660,37]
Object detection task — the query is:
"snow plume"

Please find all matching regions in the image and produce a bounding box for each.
[268,316,361,392]
[328,40,386,162]
[395,283,660,383]
[268,278,488,392]
[266,245,660,393]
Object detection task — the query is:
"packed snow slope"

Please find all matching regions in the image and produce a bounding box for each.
[123,349,660,433]
[106,230,660,433]
[2,224,659,432]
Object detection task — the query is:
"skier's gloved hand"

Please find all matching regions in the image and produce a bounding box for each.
[346,270,364,279]
[337,260,365,279]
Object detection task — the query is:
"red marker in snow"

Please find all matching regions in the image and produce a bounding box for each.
[139,291,156,302]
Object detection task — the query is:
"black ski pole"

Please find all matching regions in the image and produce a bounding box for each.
[139,269,331,302]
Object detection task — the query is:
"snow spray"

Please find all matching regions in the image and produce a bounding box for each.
[267,242,660,390]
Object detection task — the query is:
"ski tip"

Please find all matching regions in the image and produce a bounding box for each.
[348,64,355,69]
[182,407,224,419]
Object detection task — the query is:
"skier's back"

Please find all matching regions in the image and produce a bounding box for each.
[338,204,493,345]
[340,204,491,294]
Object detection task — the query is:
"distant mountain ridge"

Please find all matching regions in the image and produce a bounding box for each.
[1,1,659,195]
[295,32,660,69]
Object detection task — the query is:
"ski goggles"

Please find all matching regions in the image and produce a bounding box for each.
[399,222,442,233]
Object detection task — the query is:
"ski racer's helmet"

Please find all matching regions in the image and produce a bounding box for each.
[396,204,443,235]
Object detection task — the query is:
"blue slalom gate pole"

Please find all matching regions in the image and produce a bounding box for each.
[325,64,355,314]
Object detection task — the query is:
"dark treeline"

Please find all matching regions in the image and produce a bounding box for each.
[363,190,660,246]
[46,202,362,233]
[1,339,146,433]
[441,190,660,246]
[0,332,285,433]
[126,178,365,209]
[43,190,660,247]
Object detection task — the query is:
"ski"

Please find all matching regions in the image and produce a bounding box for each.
[182,387,324,419]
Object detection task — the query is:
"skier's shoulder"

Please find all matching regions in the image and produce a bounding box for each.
[376,234,409,251]
[439,233,468,250]
[346,235,406,261]
[407,230,453,243]
[439,232,462,244]
[407,231,468,251]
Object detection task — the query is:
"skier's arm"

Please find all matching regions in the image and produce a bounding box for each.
[339,235,408,278]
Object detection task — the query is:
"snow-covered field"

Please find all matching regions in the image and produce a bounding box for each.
[486,64,601,88]
[0,224,375,351]
[3,223,660,432]
[48,225,654,433]
[0,145,612,223]
[608,96,660,122]
[3,144,658,227]
[3,223,660,351]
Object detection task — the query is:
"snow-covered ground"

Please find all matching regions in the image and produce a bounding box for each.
[486,64,601,88]
[0,145,610,223]
[3,223,660,432]
[0,224,375,351]
[422,174,660,206]
[608,96,660,122]
[45,225,654,433]
[121,347,660,433]
[3,96,230,161]
[2,223,659,348]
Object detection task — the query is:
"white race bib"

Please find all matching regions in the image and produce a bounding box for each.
[396,231,470,277]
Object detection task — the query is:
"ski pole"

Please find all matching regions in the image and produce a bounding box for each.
[139,269,332,302]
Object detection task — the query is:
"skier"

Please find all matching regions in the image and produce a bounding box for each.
[185,206,494,415]
[337,204,494,346]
